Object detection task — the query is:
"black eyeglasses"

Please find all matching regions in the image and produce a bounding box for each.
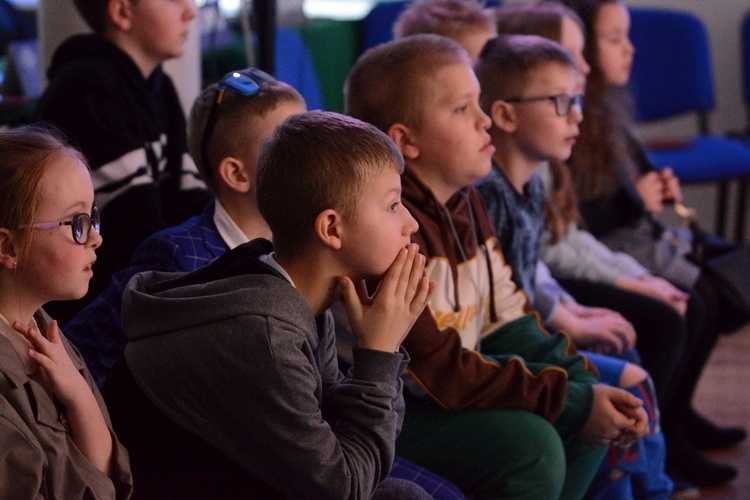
[200,67,276,178]
[504,93,584,117]
[20,206,100,245]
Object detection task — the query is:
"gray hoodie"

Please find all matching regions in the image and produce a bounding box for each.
[121,240,408,499]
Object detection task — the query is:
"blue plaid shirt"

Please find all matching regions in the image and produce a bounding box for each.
[65,201,229,387]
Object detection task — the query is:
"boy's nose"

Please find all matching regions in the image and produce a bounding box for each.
[404,211,419,236]
[479,109,492,130]
[184,0,198,20]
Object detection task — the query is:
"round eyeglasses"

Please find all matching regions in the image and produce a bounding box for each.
[504,93,584,117]
[20,206,101,245]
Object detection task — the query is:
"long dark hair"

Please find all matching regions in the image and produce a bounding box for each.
[560,0,639,199]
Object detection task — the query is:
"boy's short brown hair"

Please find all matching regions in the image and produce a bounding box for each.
[393,0,495,40]
[187,79,304,194]
[256,111,404,259]
[73,0,115,33]
[475,34,577,113]
[495,1,585,42]
[345,34,470,133]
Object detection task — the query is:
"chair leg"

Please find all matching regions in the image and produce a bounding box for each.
[716,180,729,238]
[736,177,748,242]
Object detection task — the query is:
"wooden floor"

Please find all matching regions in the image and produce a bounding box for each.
[691,324,750,499]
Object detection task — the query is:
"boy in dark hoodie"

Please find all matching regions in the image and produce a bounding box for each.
[345,34,648,499]
[119,111,436,498]
[32,0,210,325]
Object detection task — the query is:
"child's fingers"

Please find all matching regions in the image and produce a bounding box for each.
[46,320,62,345]
[392,245,418,299]
[26,347,55,372]
[339,276,365,323]
[13,321,47,353]
[378,247,409,297]
[402,252,426,303]
[409,276,435,316]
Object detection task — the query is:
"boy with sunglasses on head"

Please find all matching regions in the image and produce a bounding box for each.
[32,0,211,326]
[65,69,306,388]
[345,33,648,499]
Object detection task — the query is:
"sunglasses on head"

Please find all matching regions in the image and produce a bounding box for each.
[200,67,276,178]
[20,206,101,245]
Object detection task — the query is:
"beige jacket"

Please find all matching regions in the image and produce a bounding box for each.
[0,309,132,499]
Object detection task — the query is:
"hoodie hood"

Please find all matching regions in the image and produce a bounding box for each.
[122,239,314,344]
[401,168,499,323]
[46,33,165,95]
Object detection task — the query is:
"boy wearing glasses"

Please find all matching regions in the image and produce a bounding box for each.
[32,0,210,326]
[345,34,649,499]
[118,111,434,498]
[473,34,636,350]
[474,34,672,497]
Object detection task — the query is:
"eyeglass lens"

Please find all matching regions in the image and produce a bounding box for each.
[553,94,583,116]
[72,208,100,244]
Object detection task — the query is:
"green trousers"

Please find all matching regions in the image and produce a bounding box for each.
[396,393,606,499]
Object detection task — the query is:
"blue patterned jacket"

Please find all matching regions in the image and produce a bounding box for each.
[65,201,228,387]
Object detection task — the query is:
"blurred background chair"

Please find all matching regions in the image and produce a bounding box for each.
[629,6,750,241]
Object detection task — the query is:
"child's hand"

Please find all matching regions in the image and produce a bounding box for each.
[578,384,643,447]
[339,243,435,352]
[638,275,689,315]
[562,303,636,354]
[635,171,666,213]
[659,167,682,204]
[14,320,89,408]
[14,320,115,476]
[616,275,688,315]
[612,404,650,448]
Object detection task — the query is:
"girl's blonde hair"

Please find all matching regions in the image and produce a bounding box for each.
[0,125,88,264]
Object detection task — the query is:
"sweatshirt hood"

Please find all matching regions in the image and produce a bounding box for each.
[121,239,314,343]
[47,33,163,90]
[401,168,498,322]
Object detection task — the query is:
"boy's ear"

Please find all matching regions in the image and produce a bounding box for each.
[491,100,518,133]
[387,123,419,160]
[314,209,343,250]
[0,228,18,270]
[108,0,134,31]
[216,157,252,194]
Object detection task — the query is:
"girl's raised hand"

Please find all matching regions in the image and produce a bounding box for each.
[13,320,89,408]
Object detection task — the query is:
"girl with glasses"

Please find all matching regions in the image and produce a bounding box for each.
[0,125,132,498]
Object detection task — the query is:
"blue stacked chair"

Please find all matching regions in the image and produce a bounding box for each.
[629,7,750,240]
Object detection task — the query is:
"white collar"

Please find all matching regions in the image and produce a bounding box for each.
[213,200,250,249]
[259,252,296,288]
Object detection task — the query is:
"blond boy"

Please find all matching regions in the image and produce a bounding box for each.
[393,0,496,61]
[345,33,647,499]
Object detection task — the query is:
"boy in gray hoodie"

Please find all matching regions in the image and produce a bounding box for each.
[119,111,435,498]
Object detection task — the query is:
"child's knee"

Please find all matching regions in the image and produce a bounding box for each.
[618,362,648,388]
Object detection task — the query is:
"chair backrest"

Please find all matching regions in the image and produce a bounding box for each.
[628,7,714,128]
[360,0,409,53]
[742,11,750,108]
[274,27,324,110]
